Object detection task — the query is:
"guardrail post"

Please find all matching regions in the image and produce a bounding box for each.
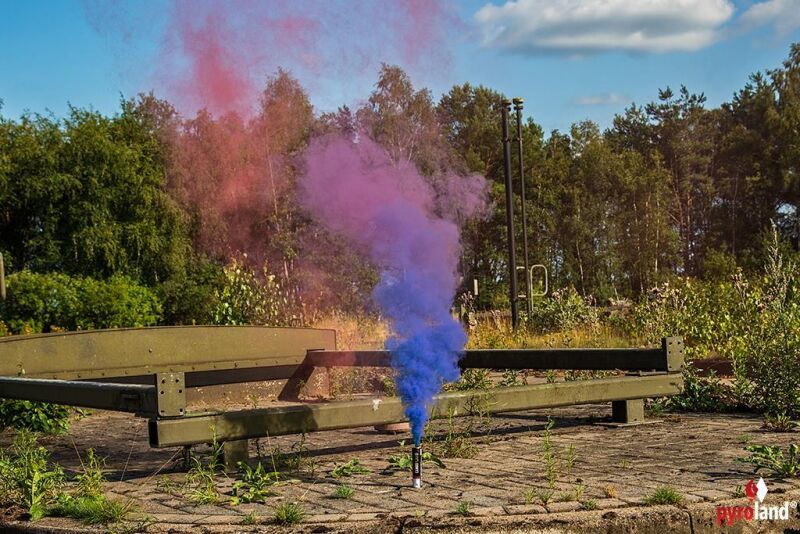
[155,372,186,418]
[611,399,645,423]
[664,336,685,372]
[222,440,249,472]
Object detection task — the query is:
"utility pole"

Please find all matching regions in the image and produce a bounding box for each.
[0,253,5,301]
[501,100,520,329]
[513,98,532,314]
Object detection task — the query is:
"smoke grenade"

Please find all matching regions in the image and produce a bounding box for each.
[412,445,422,488]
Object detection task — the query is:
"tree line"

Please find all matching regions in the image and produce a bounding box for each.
[1,44,799,322]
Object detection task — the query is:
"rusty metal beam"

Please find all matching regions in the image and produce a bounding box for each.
[306,340,678,372]
[0,326,336,380]
[149,373,681,447]
[0,376,158,415]
[460,348,669,371]
[86,363,303,387]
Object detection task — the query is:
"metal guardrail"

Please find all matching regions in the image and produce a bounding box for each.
[0,376,158,414]
[0,325,336,382]
[0,327,684,468]
[149,373,681,447]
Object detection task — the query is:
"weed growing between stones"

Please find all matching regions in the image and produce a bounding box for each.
[521,488,536,504]
[644,486,683,505]
[241,511,259,525]
[333,484,354,499]
[763,414,798,432]
[454,501,472,516]
[330,459,371,478]
[261,433,315,476]
[0,431,64,520]
[558,482,584,502]
[738,443,799,477]
[230,462,279,505]
[274,501,305,525]
[184,436,224,505]
[47,447,135,526]
[386,450,445,471]
[48,494,133,525]
[542,418,558,489]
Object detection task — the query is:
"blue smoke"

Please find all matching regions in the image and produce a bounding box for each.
[374,270,466,445]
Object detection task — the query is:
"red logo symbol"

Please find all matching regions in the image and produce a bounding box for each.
[745,479,758,502]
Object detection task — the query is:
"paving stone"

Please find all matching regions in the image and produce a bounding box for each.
[305,513,347,522]
[148,513,207,524]
[593,498,627,510]
[4,406,799,532]
[469,506,507,517]
[504,504,547,515]
[546,501,583,513]
[691,489,732,501]
[345,512,382,521]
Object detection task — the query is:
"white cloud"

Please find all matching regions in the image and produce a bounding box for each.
[738,0,800,36]
[475,0,735,55]
[574,92,628,105]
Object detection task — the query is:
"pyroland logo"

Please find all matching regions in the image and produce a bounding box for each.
[716,477,797,526]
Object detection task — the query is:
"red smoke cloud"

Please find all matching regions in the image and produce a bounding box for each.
[84,0,460,117]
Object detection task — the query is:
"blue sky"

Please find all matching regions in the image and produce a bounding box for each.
[1,0,799,134]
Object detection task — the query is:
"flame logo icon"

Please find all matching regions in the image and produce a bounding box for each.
[745,479,758,502]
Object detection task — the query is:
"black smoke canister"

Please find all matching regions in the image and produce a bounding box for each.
[412,445,422,488]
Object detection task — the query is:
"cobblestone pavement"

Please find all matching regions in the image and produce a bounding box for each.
[3,405,800,532]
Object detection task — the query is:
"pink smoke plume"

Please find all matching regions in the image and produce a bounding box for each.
[300,134,486,443]
[83,0,461,117]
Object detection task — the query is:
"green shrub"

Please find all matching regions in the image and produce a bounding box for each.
[527,287,599,333]
[624,277,738,360]
[0,400,71,434]
[666,365,733,413]
[0,272,160,433]
[447,368,491,391]
[0,271,161,333]
[729,234,800,417]
[212,257,298,326]
[623,229,800,418]
[158,259,225,325]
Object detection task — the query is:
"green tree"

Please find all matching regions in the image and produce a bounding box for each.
[0,104,190,285]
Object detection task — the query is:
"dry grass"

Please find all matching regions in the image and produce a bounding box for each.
[466,324,636,350]
[311,313,389,350]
